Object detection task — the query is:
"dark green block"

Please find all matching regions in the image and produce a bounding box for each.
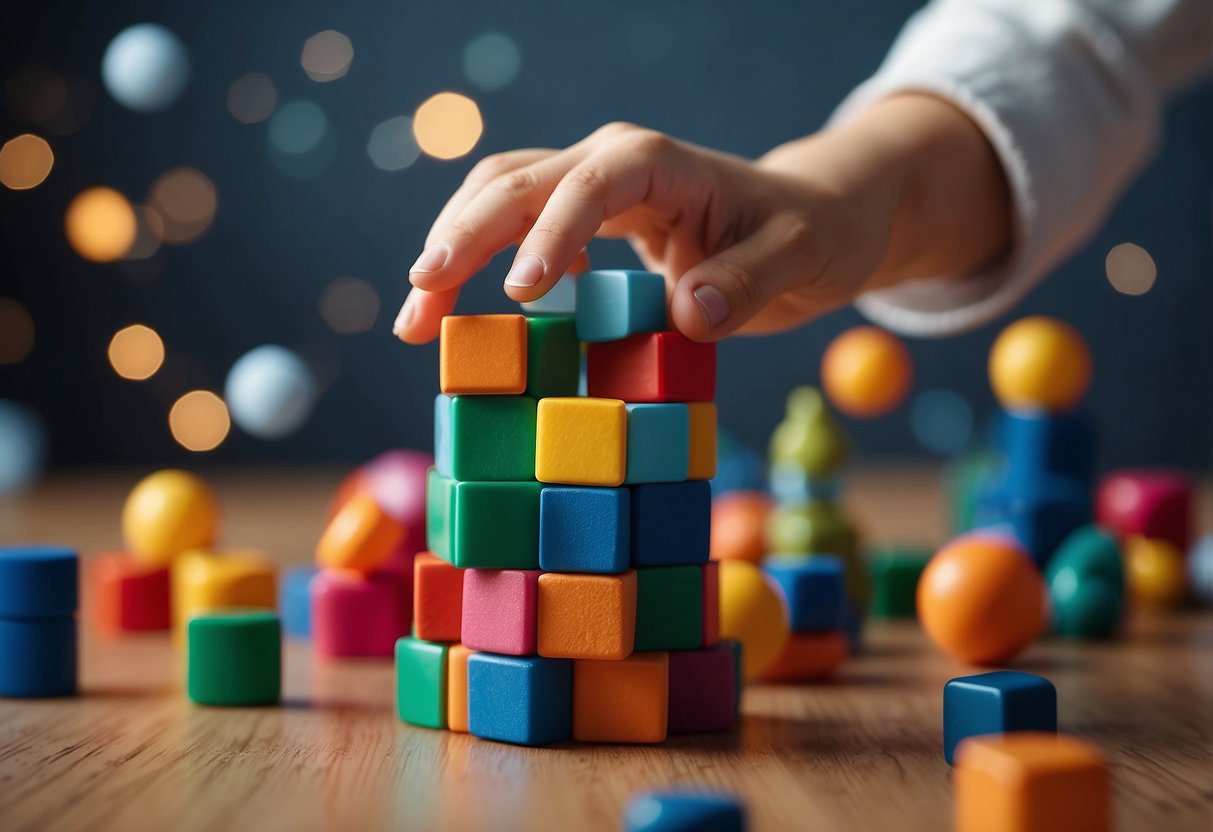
[634,565,702,651]
[450,396,537,481]
[395,637,448,729]
[868,547,932,618]
[187,611,280,706]
[526,316,580,399]
[426,470,542,568]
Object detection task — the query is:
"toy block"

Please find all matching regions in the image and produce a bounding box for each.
[954,732,1109,832]
[0,617,76,697]
[626,403,690,484]
[1096,469,1193,551]
[537,571,637,660]
[467,652,572,746]
[573,651,669,743]
[413,552,465,641]
[439,314,527,395]
[687,402,717,480]
[521,273,576,315]
[539,486,630,573]
[535,397,627,486]
[1124,535,1187,608]
[434,394,537,481]
[763,555,846,633]
[425,470,542,568]
[668,645,736,733]
[461,568,541,656]
[526,315,580,398]
[761,631,848,682]
[624,792,746,832]
[586,332,716,402]
[944,671,1057,765]
[945,450,1003,534]
[447,644,472,733]
[996,410,1095,486]
[316,491,406,575]
[312,569,411,658]
[867,547,932,619]
[280,566,317,639]
[975,476,1091,564]
[0,545,78,618]
[92,551,171,633]
[702,560,720,646]
[186,611,280,706]
[574,269,666,343]
[767,501,859,562]
[631,481,711,567]
[1046,527,1124,638]
[768,462,841,503]
[173,549,276,646]
[395,636,448,729]
[635,565,703,651]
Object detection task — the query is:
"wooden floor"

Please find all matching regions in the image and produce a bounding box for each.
[1,467,1211,832]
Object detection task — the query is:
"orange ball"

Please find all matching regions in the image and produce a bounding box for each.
[821,326,913,418]
[917,534,1046,665]
[710,491,772,563]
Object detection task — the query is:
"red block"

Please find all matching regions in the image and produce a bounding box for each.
[702,560,720,647]
[312,569,411,658]
[762,631,848,683]
[92,551,171,633]
[586,332,716,402]
[668,645,736,733]
[1096,469,1193,551]
[413,552,464,642]
[461,568,541,656]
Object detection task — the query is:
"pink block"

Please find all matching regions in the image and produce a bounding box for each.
[702,560,720,646]
[668,645,736,733]
[461,569,541,656]
[1097,469,1193,551]
[312,569,412,658]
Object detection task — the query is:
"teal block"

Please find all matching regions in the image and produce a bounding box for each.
[435,394,536,481]
[521,273,576,316]
[395,637,448,729]
[525,316,580,398]
[635,565,702,651]
[426,470,542,568]
[625,403,689,484]
[574,270,666,343]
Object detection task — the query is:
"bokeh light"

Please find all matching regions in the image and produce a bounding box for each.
[320,276,380,333]
[463,33,521,91]
[64,187,138,262]
[0,299,35,364]
[226,72,277,123]
[101,23,190,112]
[4,64,66,124]
[224,345,318,439]
[148,167,217,244]
[124,206,165,260]
[0,400,47,493]
[1105,242,1157,296]
[108,324,165,380]
[301,30,354,82]
[169,390,230,451]
[0,134,54,190]
[267,100,337,179]
[413,92,483,160]
[367,116,421,171]
[910,389,973,454]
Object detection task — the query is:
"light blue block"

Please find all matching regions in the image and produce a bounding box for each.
[626,403,689,484]
[280,566,317,639]
[434,394,453,478]
[574,270,666,342]
[624,791,747,832]
[521,273,577,315]
[467,653,572,746]
[768,462,841,503]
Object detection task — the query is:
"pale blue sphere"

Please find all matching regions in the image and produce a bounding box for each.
[0,401,47,494]
[224,346,317,440]
[102,24,190,112]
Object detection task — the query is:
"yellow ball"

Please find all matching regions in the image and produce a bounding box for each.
[989,316,1091,412]
[821,326,913,419]
[1125,536,1187,608]
[122,469,219,567]
[718,559,790,680]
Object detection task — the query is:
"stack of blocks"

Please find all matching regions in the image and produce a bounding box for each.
[396,270,738,745]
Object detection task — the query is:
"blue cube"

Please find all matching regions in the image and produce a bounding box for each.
[539,486,630,573]
[0,617,76,697]
[279,566,317,639]
[467,653,572,746]
[574,269,666,343]
[975,476,1091,565]
[631,481,711,567]
[996,410,1094,486]
[624,791,746,832]
[763,556,846,633]
[943,670,1057,764]
[626,403,689,484]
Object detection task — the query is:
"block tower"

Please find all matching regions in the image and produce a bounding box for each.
[396,270,737,746]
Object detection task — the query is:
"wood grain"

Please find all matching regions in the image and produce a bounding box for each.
[1,467,1210,832]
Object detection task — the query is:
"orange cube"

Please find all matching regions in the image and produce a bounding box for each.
[955,732,1110,832]
[439,314,528,395]
[447,644,472,733]
[573,652,669,743]
[316,492,405,575]
[687,402,717,480]
[537,571,636,660]
[761,631,848,682]
[413,552,464,642]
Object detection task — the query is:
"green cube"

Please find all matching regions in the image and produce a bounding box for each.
[395,637,448,729]
[186,611,280,706]
[634,565,702,651]
[867,547,932,618]
[426,470,542,568]
[525,316,580,399]
[436,394,536,481]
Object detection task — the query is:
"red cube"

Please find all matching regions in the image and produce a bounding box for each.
[413,552,464,642]
[92,551,171,633]
[1096,469,1193,550]
[587,332,715,402]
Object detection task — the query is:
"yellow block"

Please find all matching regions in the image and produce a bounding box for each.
[536,397,627,486]
[687,402,717,480]
[173,549,276,647]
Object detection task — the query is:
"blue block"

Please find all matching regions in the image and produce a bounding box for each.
[0,616,76,697]
[997,410,1094,486]
[467,653,572,746]
[975,476,1092,565]
[280,566,317,639]
[0,545,78,618]
[624,792,747,832]
[631,481,711,567]
[943,670,1057,765]
[763,556,846,633]
[626,404,689,484]
[574,270,666,342]
[539,486,630,573]
[768,462,840,504]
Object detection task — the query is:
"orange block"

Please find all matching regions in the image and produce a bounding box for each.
[761,631,848,682]
[316,492,405,575]
[955,732,1110,832]
[447,644,472,733]
[537,571,636,660]
[687,402,717,480]
[439,314,528,395]
[573,652,669,743]
[413,552,464,642]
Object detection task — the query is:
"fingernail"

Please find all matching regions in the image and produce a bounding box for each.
[504,254,545,288]
[392,297,415,336]
[410,243,449,275]
[693,285,730,330]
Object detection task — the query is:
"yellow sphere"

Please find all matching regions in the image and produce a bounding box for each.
[718,559,790,680]
[1125,536,1187,608]
[122,469,220,567]
[989,316,1091,412]
[821,326,913,419]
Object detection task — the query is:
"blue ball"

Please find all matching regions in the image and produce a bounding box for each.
[224,345,318,440]
[0,400,47,494]
[102,24,190,112]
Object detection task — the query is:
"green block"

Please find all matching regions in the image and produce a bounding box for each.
[426,470,542,568]
[634,565,702,651]
[525,316,580,399]
[186,611,280,706]
[867,547,932,618]
[444,395,537,481]
[395,637,448,729]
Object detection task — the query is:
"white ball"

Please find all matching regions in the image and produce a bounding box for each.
[224,345,317,440]
[1189,534,1213,606]
[0,401,47,493]
[102,23,190,112]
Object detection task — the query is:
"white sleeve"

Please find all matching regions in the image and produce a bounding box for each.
[831,0,1213,338]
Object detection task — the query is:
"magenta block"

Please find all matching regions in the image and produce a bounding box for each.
[311,569,412,658]
[1096,469,1193,551]
[461,569,541,656]
[668,645,736,733]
